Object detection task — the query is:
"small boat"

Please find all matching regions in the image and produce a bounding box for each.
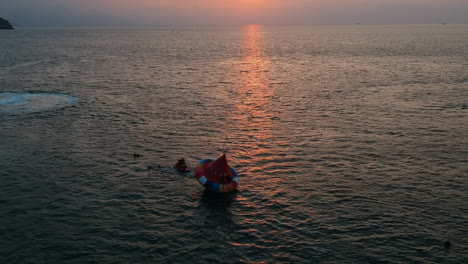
[175,158,190,173]
[194,154,239,192]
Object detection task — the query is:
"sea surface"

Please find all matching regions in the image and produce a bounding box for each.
[1,25,467,263]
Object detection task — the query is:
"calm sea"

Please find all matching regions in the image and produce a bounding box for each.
[1,25,467,263]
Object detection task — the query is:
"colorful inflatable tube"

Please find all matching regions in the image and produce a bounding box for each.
[194,154,239,192]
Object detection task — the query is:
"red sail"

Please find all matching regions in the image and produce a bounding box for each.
[205,154,233,183]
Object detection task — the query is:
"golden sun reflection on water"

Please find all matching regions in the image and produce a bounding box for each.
[228,25,276,155]
[227,25,290,196]
[238,24,274,115]
[236,25,274,139]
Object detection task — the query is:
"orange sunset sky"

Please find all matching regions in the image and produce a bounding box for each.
[2,0,468,26]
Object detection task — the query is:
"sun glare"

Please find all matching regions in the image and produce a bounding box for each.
[238,0,270,9]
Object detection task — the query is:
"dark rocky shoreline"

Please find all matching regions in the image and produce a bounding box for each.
[0,17,14,29]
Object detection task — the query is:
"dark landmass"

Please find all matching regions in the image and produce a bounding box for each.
[0,17,14,30]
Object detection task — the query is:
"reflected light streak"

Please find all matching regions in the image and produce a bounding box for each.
[225,26,292,202]
[228,25,286,180]
[231,24,276,153]
[237,25,275,127]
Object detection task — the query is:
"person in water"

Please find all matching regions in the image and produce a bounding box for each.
[175,158,189,172]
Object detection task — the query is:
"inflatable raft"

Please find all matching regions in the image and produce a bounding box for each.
[194,154,239,192]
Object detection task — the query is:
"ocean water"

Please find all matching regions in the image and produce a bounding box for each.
[1,25,467,263]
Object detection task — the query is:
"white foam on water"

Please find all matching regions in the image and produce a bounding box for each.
[0,92,78,114]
